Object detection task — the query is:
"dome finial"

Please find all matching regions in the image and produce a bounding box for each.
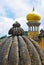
[32,8,34,11]
[8,22,24,36]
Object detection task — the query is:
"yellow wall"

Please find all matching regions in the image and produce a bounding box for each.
[39,38,44,50]
[28,31,39,40]
[28,32,44,50]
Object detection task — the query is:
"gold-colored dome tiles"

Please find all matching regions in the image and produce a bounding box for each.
[27,13,41,21]
[26,8,41,22]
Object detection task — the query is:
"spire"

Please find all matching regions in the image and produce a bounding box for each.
[32,8,34,11]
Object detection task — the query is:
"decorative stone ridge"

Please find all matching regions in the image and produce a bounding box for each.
[8,21,24,36]
[0,36,44,65]
[13,21,21,27]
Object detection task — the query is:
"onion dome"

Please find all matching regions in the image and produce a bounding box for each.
[0,23,44,65]
[13,21,21,27]
[26,8,41,22]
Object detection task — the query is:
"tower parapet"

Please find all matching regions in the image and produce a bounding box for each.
[26,8,41,40]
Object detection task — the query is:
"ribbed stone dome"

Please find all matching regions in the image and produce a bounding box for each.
[0,36,44,65]
[0,22,44,65]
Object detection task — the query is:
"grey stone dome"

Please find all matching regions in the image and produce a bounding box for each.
[0,22,44,65]
[0,36,44,65]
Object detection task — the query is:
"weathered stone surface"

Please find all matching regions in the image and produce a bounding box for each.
[8,22,24,36]
[0,36,44,65]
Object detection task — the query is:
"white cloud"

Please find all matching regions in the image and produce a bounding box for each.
[0,0,31,17]
[0,16,28,37]
[14,17,28,31]
[0,6,6,16]
[0,0,44,37]
[0,16,14,37]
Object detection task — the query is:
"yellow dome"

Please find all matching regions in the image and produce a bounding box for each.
[26,8,41,22]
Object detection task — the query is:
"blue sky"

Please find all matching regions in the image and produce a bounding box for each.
[0,0,44,37]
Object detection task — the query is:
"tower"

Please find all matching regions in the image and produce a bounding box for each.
[26,8,41,40]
